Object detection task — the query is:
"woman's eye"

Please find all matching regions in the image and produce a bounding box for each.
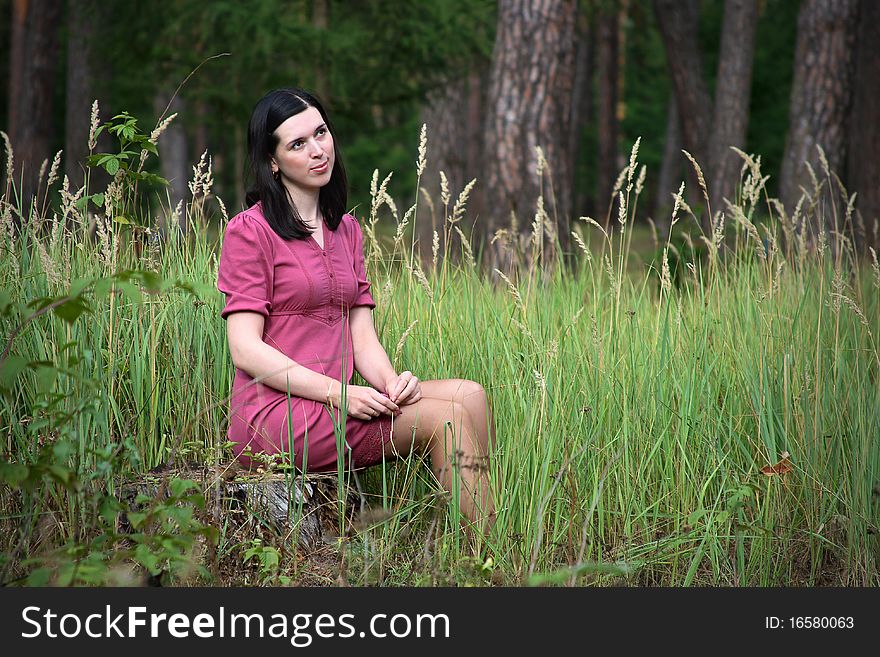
[292,142,303,150]
[317,128,327,136]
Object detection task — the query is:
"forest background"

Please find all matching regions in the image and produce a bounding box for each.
[4,0,878,252]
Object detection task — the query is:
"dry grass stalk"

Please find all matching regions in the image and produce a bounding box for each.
[88,100,100,151]
[2,131,14,184]
[635,164,646,196]
[494,268,525,316]
[46,150,62,189]
[432,229,439,267]
[661,247,672,295]
[394,319,419,361]
[416,124,427,177]
[188,150,213,199]
[626,137,641,193]
[571,229,591,262]
[453,225,476,268]
[450,178,475,225]
[869,248,879,289]
[439,171,450,209]
[407,261,433,300]
[682,150,708,208]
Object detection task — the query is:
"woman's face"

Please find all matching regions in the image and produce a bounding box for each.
[270,106,335,195]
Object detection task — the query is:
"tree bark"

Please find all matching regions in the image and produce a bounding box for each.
[779,0,859,230]
[419,68,488,265]
[653,0,711,171]
[846,0,879,250]
[6,0,63,221]
[569,6,594,219]
[655,94,681,229]
[596,3,620,227]
[65,0,97,193]
[153,92,188,233]
[707,0,758,215]
[483,0,577,272]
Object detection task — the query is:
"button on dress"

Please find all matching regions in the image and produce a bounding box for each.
[217,202,392,471]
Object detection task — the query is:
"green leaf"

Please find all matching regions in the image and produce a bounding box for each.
[46,464,75,487]
[134,543,162,575]
[91,192,105,207]
[105,158,120,175]
[34,364,58,394]
[115,281,142,304]
[0,461,29,487]
[169,478,197,497]
[52,297,92,324]
[25,568,52,586]
[94,278,113,299]
[0,355,29,388]
[112,214,132,225]
[127,511,147,528]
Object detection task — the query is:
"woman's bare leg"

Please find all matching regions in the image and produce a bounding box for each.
[384,386,495,531]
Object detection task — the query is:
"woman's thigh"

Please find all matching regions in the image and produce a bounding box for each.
[384,392,474,460]
[419,378,487,405]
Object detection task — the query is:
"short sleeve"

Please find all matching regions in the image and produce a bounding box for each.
[217,216,274,319]
[349,214,376,309]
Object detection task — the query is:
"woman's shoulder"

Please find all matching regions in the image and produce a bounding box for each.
[229,202,268,227]
[223,203,275,249]
[339,212,366,237]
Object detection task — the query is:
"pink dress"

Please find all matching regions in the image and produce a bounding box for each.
[217,202,393,471]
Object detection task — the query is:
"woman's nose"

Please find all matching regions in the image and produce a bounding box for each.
[306,138,324,157]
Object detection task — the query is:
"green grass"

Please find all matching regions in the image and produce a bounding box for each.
[1,128,878,587]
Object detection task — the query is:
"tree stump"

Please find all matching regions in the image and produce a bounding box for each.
[118,465,361,552]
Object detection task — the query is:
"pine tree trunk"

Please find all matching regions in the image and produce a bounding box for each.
[7,0,63,224]
[153,92,189,234]
[484,0,577,272]
[847,0,880,250]
[653,0,711,172]
[779,0,859,231]
[707,0,758,216]
[570,8,594,219]
[419,68,488,266]
[65,0,97,194]
[655,94,681,230]
[596,4,620,228]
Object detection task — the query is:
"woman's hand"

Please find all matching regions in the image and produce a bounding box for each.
[385,371,422,406]
[338,384,401,420]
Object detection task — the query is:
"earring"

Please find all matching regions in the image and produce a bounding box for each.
[272,169,280,181]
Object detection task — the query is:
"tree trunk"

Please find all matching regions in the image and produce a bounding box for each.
[570,6,594,219]
[653,0,711,172]
[655,94,681,230]
[6,0,63,223]
[484,0,577,272]
[847,0,880,250]
[65,0,97,193]
[779,0,859,232]
[596,3,620,228]
[707,0,758,215]
[419,68,488,266]
[153,91,188,233]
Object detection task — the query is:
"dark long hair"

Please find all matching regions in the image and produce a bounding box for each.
[245,88,348,240]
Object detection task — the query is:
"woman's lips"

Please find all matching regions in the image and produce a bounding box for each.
[310,161,329,173]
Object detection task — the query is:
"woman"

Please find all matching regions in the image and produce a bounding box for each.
[217,88,495,529]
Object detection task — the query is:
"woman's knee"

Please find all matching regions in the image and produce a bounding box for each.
[395,397,471,442]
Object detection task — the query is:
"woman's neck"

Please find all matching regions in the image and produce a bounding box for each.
[284,184,321,227]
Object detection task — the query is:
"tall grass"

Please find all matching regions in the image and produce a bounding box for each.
[1,114,877,586]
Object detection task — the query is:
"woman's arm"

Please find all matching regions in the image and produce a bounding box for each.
[227,311,338,402]
[228,311,399,418]
[349,306,397,393]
